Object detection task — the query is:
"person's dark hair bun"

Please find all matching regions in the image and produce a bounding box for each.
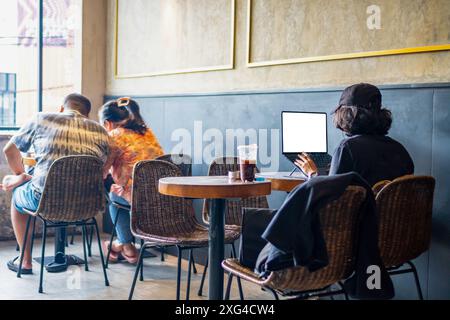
[99,99,147,135]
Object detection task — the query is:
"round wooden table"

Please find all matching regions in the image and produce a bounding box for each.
[159,176,271,300]
[256,172,306,192]
[22,156,37,167]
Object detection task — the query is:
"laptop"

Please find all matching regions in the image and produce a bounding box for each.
[281,111,332,176]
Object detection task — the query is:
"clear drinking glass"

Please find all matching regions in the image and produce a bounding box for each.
[237,144,258,182]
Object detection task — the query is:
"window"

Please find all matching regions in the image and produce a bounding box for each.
[0,0,81,129]
[43,0,81,112]
[0,0,37,128]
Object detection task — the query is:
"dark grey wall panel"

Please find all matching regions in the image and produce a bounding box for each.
[105,83,450,299]
[429,89,450,299]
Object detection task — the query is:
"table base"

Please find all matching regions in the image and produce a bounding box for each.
[208,198,226,300]
[34,254,84,273]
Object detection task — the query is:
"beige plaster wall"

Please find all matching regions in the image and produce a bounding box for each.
[81,0,107,119]
[105,0,450,96]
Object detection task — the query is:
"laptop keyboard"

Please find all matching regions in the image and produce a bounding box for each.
[310,153,332,169]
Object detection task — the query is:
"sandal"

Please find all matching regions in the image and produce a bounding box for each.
[7,256,32,275]
[120,250,139,264]
[102,241,120,263]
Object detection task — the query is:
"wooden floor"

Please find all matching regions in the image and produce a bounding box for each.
[0,236,272,300]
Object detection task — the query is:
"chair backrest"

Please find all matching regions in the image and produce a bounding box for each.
[203,157,269,226]
[376,175,435,267]
[265,186,366,294]
[36,156,106,222]
[155,154,192,176]
[130,160,198,238]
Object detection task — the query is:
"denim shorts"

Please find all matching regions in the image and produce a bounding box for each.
[12,181,41,214]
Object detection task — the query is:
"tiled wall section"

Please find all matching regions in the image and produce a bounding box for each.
[106,83,450,299]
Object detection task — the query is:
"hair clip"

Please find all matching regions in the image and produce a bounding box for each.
[117,97,131,107]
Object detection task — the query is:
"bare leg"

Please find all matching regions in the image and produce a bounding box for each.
[11,203,33,269]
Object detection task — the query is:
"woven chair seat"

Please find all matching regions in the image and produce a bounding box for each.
[222,258,268,285]
[225,224,241,233]
[134,222,241,247]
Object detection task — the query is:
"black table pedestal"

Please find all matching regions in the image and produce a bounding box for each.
[208,198,226,300]
[34,227,84,273]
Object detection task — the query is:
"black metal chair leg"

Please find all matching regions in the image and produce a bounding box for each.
[138,238,145,281]
[407,261,424,300]
[70,227,75,245]
[30,217,37,257]
[176,246,182,300]
[93,218,109,287]
[231,243,244,300]
[224,274,233,300]
[236,277,244,300]
[160,246,165,262]
[139,256,145,282]
[266,287,279,300]
[197,256,208,296]
[38,223,47,294]
[128,244,146,300]
[192,254,197,274]
[17,215,32,278]
[338,281,349,300]
[186,249,193,301]
[81,225,89,271]
[87,226,94,257]
[105,212,120,268]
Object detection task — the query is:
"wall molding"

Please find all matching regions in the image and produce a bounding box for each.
[114,0,236,79]
[105,82,450,100]
[246,0,450,68]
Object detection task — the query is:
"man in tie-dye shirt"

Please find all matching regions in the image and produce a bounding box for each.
[2,93,110,274]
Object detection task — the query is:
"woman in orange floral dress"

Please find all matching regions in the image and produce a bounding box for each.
[100,98,164,263]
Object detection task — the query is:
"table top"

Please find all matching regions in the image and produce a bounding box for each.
[256,171,306,192]
[22,156,37,167]
[159,176,271,199]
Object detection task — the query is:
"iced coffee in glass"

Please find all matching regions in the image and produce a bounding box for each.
[237,144,258,182]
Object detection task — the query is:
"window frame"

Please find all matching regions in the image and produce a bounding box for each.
[0,0,43,131]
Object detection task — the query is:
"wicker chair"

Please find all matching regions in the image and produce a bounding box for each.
[198,157,269,297]
[17,156,109,293]
[154,154,193,263]
[156,154,192,176]
[127,160,240,300]
[105,154,192,267]
[222,186,366,300]
[375,175,435,300]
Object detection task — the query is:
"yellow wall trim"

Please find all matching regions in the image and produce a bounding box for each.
[246,0,450,68]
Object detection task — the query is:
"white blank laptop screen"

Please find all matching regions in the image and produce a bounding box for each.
[282,112,327,153]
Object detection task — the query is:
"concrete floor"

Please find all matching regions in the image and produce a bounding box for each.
[0,236,272,300]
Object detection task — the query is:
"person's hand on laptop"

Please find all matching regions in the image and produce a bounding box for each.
[295,152,318,179]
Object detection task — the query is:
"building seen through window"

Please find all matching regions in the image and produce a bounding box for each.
[0,0,81,128]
